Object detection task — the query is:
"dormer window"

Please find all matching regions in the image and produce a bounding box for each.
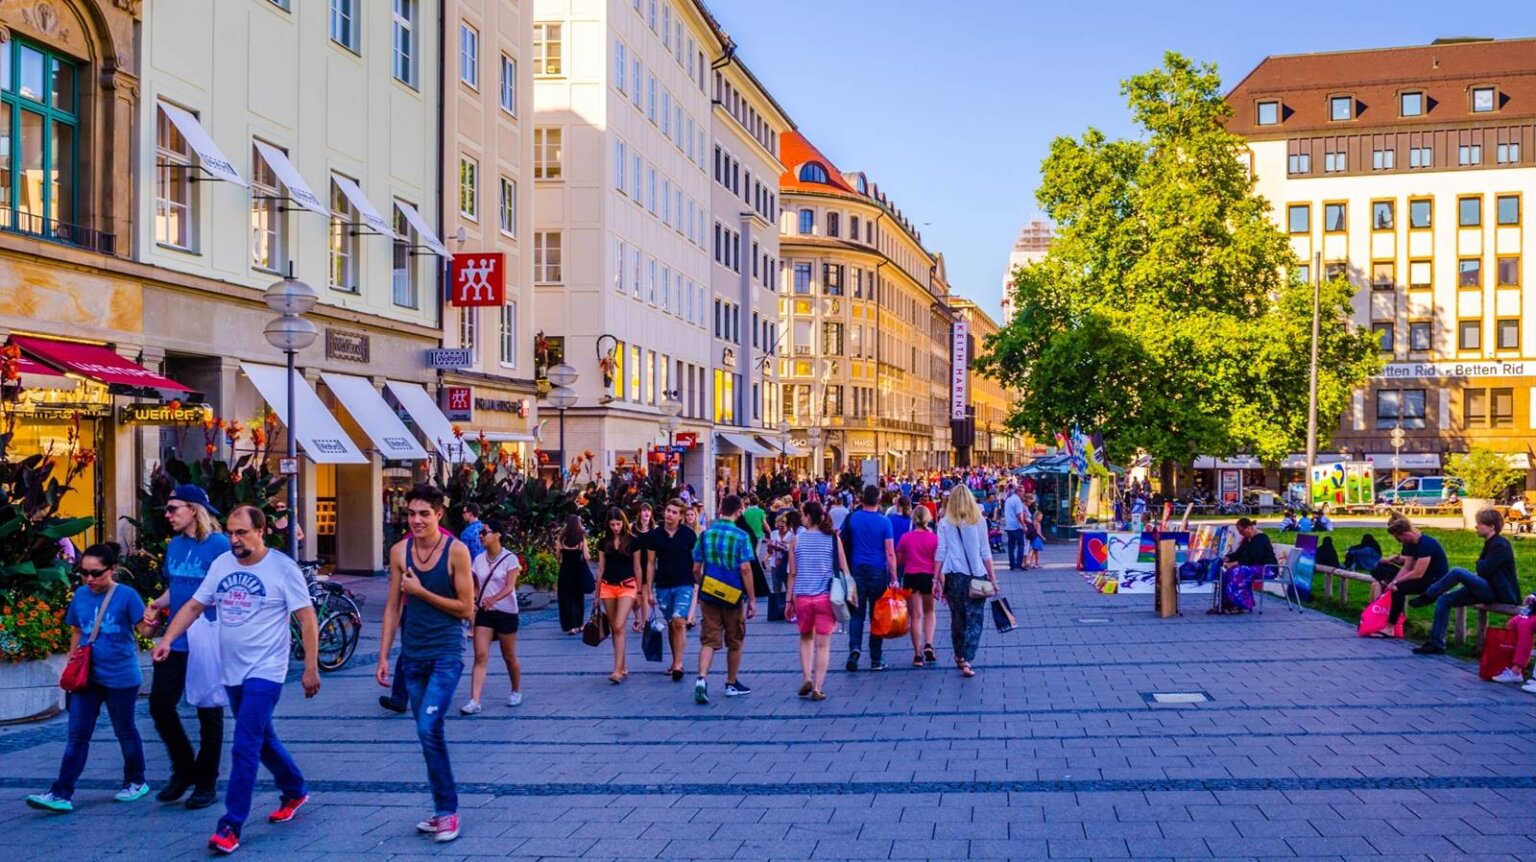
[797,162,829,184]
[1400,91,1424,117]
[1471,86,1496,113]
[1256,101,1279,126]
[1329,95,1354,122]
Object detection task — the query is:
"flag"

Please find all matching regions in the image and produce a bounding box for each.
[1091,432,1107,466]
[1054,429,1070,455]
[1069,424,1088,477]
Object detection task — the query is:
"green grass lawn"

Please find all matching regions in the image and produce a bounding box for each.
[1286,526,1536,656]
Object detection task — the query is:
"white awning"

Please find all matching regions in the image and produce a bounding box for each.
[716,431,775,456]
[253,141,328,216]
[332,174,398,238]
[240,363,366,464]
[385,381,468,461]
[1193,455,1263,470]
[1280,453,1347,469]
[753,435,805,457]
[394,200,451,258]
[1363,452,1441,469]
[1508,453,1532,469]
[158,102,246,187]
[477,432,536,443]
[319,373,428,461]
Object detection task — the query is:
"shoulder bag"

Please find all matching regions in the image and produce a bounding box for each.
[955,522,997,600]
[827,533,857,622]
[60,584,117,693]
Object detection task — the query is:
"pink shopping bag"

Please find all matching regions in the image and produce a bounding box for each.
[1357,592,1393,637]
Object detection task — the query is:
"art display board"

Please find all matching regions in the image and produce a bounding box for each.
[1078,531,1192,594]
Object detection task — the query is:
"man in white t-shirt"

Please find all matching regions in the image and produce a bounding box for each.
[155,506,320,856]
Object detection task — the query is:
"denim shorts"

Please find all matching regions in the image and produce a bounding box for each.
[653,585,695,620]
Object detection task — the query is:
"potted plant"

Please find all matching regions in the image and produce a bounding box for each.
[1445,448,1526,529]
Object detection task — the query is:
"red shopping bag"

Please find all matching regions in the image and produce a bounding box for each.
[872,588,912,639]
[1479,625,1517,680]
[1357,592,1393,637]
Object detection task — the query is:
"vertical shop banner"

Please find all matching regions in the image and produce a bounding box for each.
[449,253,506,307]
[950,320,969,420]
[1219,469,1242,504]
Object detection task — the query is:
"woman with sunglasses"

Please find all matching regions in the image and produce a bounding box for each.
[26,544,150,813]
[460,518,523,714]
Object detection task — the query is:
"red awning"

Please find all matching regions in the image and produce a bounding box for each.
[15,353,65,378]
[10,336,190,394]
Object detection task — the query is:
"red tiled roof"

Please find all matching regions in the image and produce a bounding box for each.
[779,131,858,196]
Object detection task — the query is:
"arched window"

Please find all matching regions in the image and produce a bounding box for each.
[849,215,860,241]
[797,208,814,235]
[827,212,839,238]
[854,175,868,195]
[797,162,829,184]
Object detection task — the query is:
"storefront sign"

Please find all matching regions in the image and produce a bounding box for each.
[951,320,969,420]
[278,457,299,476]
[1218,469,1242,504]
[1380,360,1532,380]
[443,386,473,421]
[674,431,698,450]
[449,253,505,307]
[325,329,371,363]
[119,403,214,425]
[1363,452,1442,470]
[474,397,528,416]
[426,348,474,369]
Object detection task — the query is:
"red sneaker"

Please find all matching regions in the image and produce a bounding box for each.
[208,826,240,854]
[267,794,309,823]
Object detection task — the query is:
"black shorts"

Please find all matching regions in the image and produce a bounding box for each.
[902,573,935,595]
[474,608,520,634]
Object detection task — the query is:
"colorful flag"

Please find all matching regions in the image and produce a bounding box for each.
[1069,424,1088,477]
[1091,432,1107,466]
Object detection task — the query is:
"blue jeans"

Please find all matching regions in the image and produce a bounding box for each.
[1427,567,1494,648]
[402,657,463,816]
[51,683,144,799]
[1005,530,1025,570]
[846,565,890,664]
[222,678,306,833]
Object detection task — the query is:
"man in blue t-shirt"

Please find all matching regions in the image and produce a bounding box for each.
[1378,515,1449,631]
[842,484,896,671]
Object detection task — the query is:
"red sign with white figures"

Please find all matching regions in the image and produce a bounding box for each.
[444,386,473,421]
[674,432,698,450]
[449,253,506,307]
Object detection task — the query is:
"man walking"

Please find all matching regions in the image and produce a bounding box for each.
[459,503,486,562]
[691,494,756,704]
[376,484,474,843]
[644,499,698,682]
[1002,484,1026,571]
[843,484,897,671]
[154,506,319,855]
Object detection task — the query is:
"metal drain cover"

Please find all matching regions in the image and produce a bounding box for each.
[1076,617,1111,624]
[1142,691,1212,704]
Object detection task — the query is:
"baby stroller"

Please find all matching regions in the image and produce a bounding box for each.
[987,515,1005,554]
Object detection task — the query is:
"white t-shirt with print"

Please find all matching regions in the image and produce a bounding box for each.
[193,550,311,686]
[472,549,522,614]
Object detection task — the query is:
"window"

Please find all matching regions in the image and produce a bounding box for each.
[793,262,812,294]
[798,162,829,183]
[1497,195,1520,226]
[610,341,624,400]
[827,212,839,238]
[1288,153,1311,174]
[1294,264,1310,285]
[250,144,285,272]
[391,206,415,308]
[458,23,479,88]
[850,215,861,241]
[1493,388,1514,428]
[1372,148,1396,170]
[1372,200,1394,230]
[629,344,641,402]
[1458,144,1482,166]
[1287,204,1309,234]
[459,308,478,362]
[1329,95,1353,121]
[614,140,626,194]
[798,209,814,234]
[1371,262,1395,291]
[1372,323,1394,352]
[534,231,562,283]
[823,264,844,296]
[534,128,562,180]
[392,1,417,86]
[1472,86,1496,113]
[1408,322,1431,351]
[500,56,517,114]
[822,323,843,355]
[1324,262,1347,282]
[646,349,657,404]
[155,106,194,249]
[614,40,625,94]
[631,58,641,107]
[647,74,656,121]
[329,0,359,52]
[1459,196,1481,227]
[1498,319,1520,350]
[1464,389,1487,428]
[3,40,79,237]
[532,23,562,76]
[1497,142,1520,164]
[458,157,478,218]
[1459,258,1481,288]
[1409,199,1431,229]
[1458,319,1481,350]
[499,302,517,367]
[1497,256,1519,287]
[1400,91,1424,117]
[1377,388,1426,429]
[823,385,843,417]
[1324,151,1346,173]
[1408,261,1432,290]
[498,177,516,236]
[329,180,359,292]
[1324,202,1346,232]
[1409,146,1432,168]
[1256,101,1279,125]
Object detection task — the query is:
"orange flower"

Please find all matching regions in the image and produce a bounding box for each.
[451,425,464,439]
[205,443,217,457]
[616,456,628,467]
[251,428,267,448]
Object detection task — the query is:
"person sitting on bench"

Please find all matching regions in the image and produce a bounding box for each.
[1408,508,1519,656]
[1374,516,1448,635]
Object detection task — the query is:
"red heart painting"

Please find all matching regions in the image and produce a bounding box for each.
[1087,538,1109,565]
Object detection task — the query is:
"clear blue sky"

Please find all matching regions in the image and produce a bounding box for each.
[708,0,1536,320]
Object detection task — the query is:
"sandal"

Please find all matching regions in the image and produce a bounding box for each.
[959,662,975,678]
[608,672,626,684]
[923,644,937,663]
[912,655,925,667]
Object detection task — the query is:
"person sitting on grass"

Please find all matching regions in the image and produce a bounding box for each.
[1278,510,1299,532]
[1344,533,1383,573]
[1408,508,1519,656]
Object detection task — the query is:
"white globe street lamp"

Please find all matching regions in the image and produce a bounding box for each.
[263,272,317,558]
[542,363,579,480]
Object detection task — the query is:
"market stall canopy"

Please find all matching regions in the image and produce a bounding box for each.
[1013,454,1123,476]
[319,373,428,461]
[384,381,468,462]
[240,363,366,464]
[158,103,248,187]
[12,336,191,397]
[394,200,451,258]
[716,432,775,457]
[252,141,329,216]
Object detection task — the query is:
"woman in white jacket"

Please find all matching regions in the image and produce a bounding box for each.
[935,489,997,678]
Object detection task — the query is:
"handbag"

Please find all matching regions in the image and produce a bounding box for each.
[991,597,1018,633]
[641,609,665,662]
[581,607,610,647]
[952,522,997,599]
[60,584,117,693]
[826,535,857,623]
[767,592,787,622]
[183,615,229,708]
[1480,625,1518,680]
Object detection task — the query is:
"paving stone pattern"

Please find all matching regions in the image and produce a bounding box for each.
[3,542,1534,860]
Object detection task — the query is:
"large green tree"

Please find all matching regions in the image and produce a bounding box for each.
[979,52,1379,466]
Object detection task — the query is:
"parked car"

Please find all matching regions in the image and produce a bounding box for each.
[1377,475,1462,506]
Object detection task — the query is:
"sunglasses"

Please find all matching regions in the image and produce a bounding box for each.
[164,502,189,514]
[78,567,110,579]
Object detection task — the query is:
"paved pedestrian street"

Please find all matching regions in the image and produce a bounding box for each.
[4,542,1535,861]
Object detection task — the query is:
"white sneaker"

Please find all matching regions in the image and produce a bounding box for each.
[1522,679,1536,694]
[458,700,482,715]
[506,692,522,707]
[1492,668,1524,684]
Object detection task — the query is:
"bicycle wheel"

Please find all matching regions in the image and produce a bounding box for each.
[315,613,359,672]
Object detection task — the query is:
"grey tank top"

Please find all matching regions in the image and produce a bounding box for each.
[402,536,465,661]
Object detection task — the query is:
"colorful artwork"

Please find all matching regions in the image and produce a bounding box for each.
[1310,461,1373,509]
[1289,533,1317,603]
[1078,531,1109,572]
[1079,530,1193,594]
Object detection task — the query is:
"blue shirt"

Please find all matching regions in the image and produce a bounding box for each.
[66,585,146,688]
[846,508,893,569]
[460,521,486,562]
[1402,534,1449,582]
[889,513,912,550]
[165,532,232,651]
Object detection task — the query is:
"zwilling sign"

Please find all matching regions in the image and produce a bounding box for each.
[443,386,473,421]
[449,253,505,307]
[950,320,969,420]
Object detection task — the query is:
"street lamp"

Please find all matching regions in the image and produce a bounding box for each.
[1390,424,1406,503]
[807,426,823,479]
[660,389,683,481]
[263,271,318,559]
[776,418,790,475]
[545,362,578,482]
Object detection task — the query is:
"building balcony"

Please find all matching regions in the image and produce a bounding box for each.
[0,207,117,256]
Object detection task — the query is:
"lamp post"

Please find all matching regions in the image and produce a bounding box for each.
[263,270,318,559]
[776,418,790,476]
[807,426,823,480]
[1390,424,1406,504]
[545,363,578,482]
[660,389,683,482]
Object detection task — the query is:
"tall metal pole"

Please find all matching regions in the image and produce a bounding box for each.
[1305,250,1321,507]
[286,347,298,558]
[558,408,567,484]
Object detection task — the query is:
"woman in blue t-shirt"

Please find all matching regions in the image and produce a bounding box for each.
[26,543,150,813]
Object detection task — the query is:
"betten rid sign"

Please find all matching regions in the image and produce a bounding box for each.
[1380,360,1531,380]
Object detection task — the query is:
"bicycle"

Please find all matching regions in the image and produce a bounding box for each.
[290,561,362,672]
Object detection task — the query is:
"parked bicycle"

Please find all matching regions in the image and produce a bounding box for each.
[289,561,362,672]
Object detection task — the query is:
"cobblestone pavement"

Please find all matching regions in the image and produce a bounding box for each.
[3,541,1535,861]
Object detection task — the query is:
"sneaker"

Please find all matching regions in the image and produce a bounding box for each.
[798,681,814,697]
[845,650,861,672]
[869,661,889,672]
[724,680,752,697]
[458,700,483,715]
[694,679,709,705]
[416,815,443,834]
[24,792,72,813]
[506,692,523,707]
[1412,643,1446,655]
[379,695,407,714]
[433,813,461,842]
[1492,668,1525,684]
[114,783,150,802]
[267,794,308,823]
[207,826,240,854]
[156,775,191,803]
[186,787,218,810]
[1522,679,1536,694]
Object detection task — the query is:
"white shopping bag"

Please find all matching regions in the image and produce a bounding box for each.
[184,616,229,709]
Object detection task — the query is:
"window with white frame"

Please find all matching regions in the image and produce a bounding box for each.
[614,40,626,93]
[534,128,562,180]
[499,302,517,367]
[250,143,285,272]
[329,179,359,292]
[392,1,417,86]
[615,140,627,194]
[499,177,516,236]
[533,23,562,76]
[459,308,478,361]
[535,231,562,283]
[459,23,479,88]
[155,106,195,249]
[459,156,478,219]
[392,205,417,308]
[499,55,517,114]
[329,0,359,52]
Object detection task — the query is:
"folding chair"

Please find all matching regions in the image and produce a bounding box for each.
[1254,564,1301,614]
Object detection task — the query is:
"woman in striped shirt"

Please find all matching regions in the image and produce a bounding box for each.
[785,501,850,702]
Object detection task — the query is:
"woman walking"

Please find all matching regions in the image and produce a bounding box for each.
[461,518,523,714]
[935,489,996,678]
[785,501,847,701]
[897,506,940,666]
[27,544,150,812]
[556,515,591,635]
[596,508,642,683]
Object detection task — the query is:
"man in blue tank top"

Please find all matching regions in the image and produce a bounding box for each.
[376,484,474,844]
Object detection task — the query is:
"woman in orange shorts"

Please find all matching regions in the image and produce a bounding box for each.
[595,508,641,683]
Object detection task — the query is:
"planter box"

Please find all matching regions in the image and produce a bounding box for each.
[0,654,67,724]
[1462,498,1494,530]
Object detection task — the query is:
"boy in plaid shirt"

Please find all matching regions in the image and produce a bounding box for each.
[690,495,756,704]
